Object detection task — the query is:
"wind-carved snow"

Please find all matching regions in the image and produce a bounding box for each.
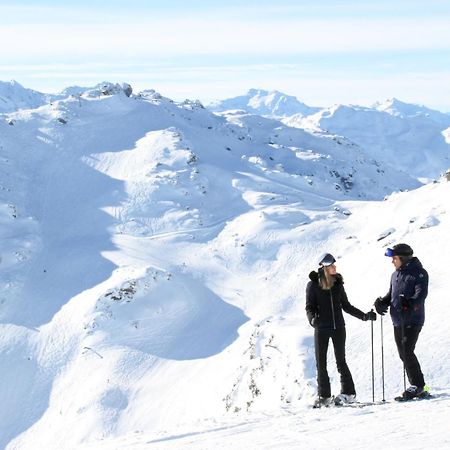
[84,267,249,360]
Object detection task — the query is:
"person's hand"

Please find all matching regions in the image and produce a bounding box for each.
[374,297,389,315]
[310,316,319,328]
[363,310,377,321]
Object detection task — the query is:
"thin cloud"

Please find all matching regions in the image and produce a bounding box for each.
[1,17,449,61]
[1,2,449,110]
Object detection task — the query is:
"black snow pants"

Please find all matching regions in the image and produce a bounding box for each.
[394,325,425,389]
[314,327,356,398]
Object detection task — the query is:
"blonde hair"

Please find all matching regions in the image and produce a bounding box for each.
[318,266,335,290]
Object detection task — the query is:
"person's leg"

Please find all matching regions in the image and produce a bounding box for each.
[403,326,425,388]
[394,325,425,389]
[332,327,356,395]
[394,325,404,361]
[315,328,331,398]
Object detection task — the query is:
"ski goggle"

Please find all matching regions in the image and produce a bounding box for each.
[321,259,336,267]
[385,248,395,257]
[319,254,336,266]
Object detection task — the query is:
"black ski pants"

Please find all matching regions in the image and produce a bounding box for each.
[394,325,425,389]
[314,327,356,398]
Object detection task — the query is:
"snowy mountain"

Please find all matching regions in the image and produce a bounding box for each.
[284,103,450,179]
[0,80,50,113]
[0,80,131,115]
[208,88,320,117]
[1,82,449,449]
[375,97,450,128]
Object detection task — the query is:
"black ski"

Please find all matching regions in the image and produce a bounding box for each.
[394,392,433,402]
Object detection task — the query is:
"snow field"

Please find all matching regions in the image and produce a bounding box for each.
[0,83,449,449]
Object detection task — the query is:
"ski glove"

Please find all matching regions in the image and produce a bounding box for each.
[363,310,377,321]
[310,316,319,328]
[374,297,389,315]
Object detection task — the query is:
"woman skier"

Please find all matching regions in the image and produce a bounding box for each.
[306,253,376,407]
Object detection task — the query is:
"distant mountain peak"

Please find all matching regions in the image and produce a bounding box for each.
[0,79,30,93]
[208,89,320,117]
[0,80,49,113]
[374,97,450,127]
[247,88,262,96]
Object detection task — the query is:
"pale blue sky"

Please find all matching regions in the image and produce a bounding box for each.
[1,0,449,110]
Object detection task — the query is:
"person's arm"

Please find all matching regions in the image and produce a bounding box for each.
[305,282,318,326]
[404,269,428,309]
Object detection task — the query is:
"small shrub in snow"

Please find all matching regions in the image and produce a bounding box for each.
[187,152,198,165]
[8,204,18,218]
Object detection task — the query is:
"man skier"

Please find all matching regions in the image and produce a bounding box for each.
[374,243,429,400]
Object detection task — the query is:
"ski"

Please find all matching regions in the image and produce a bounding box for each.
[394,392,433,402]
[312,398,387,408]
[334,400,387,408]
[394,386,432,402]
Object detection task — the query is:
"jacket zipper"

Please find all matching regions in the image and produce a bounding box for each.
[330,289,336,330]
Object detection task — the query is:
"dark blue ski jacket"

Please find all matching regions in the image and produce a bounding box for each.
[380,257,429,327]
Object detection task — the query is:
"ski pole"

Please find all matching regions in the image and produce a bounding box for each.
[371,309,375,403]
[399,308,407,392]
[381,315,385,402]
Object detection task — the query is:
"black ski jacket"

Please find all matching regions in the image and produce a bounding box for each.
[305,271,365,330]
[378,257,428,327]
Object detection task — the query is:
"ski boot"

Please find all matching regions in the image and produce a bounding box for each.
[395,385,430,402]
[334,393,356,406]
[313,396,333,408]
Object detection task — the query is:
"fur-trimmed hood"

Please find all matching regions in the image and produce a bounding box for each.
[309,271,344,285]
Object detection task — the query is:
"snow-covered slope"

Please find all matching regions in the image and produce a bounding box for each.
[375,97,450,128]
[209,89,320,117]
[285,103,450,179]
[0,83,449,450]
[0,80,50,113]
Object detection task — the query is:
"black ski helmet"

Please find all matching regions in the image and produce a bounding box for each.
[318,253,336,267]
[384,243,413,257]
